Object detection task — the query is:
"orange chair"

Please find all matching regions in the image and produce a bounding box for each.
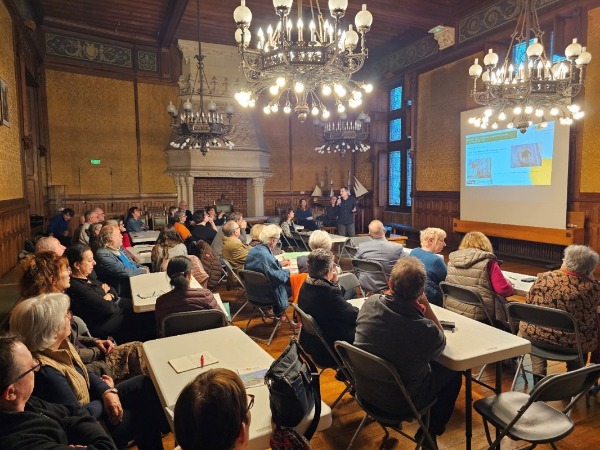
[289,272,309,304]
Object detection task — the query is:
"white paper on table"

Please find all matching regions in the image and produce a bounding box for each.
[168,351,218,373]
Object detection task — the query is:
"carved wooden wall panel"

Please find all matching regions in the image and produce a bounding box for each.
[0,199,30,279]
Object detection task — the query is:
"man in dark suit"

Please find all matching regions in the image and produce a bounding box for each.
[355,219,405,293]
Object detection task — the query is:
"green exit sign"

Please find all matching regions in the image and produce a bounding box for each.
[90,159,101,165]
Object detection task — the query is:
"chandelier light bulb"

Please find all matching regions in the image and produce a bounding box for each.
[283,104,292,114]
[524,105,533,114]
[482,71,490,83]
[311,106,319,116]
[183,98,193,111]
[568,104,580,113]
[234,0,253,25]
[514,106,522,115]
[355,4,373,31]
[271,104,279,112]
[276,77,286,87]
[322,84,332,96]
[322,109,331,119]
[573,111,585,120]
[352,90,362,100]
[469,58,483,78]
[492,122,498,129]
[345,25,359,50]
[565,38,582,58]
[498,111,506,121]
[248,99,256,107]
[541,121,548,128]
[167,101,178,117]
[334,84,347,96]
[337,103,345,113]
[535,108,544,117]
[550,107,559,116]
[483,48,499,67]
[507,122,514,128]
[294,81,305,93]
[273,0,293,12]
[576,47,592,66]
[235,28,251,46]
[484,108,493,117]
[525,38,543,58]
[269,85,279,95]
[468,117,475,124]
[263,106,271,114]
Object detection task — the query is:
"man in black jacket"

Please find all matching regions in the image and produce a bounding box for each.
[0,335,116,450]
[336,186,358,237]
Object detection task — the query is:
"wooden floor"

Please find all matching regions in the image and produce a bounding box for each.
[150,257,600,450]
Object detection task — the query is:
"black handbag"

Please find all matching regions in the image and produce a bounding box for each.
[265,337,321,439]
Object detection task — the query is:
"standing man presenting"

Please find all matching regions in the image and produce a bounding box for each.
[336,186,357,237]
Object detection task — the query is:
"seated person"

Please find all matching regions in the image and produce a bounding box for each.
[88,222,104,254]
[212,212,247,257]
[155,256,218,328]
[125,206,147,233]
[355,219,405,293]
[167,206,179,225]
[279,208,296,239]
[520,245,600,377]
[173,211,192,242]
[410,227,447,307]
[446,231,513,328]
[178,201,194,226]
[245,225,293,321]
[297,230,336,274]
[207,205,226,226]
[151,225,187,272]
[10,294,169,450]
[66,244,154,343]
[222,220,251,272]
[174,368,251,450]
[248,224,264,247]
[191,210,218,245]
[72,209,100,245]
[0,335,117,450]
[354,257,462,446]
[298,249,358,367]
[295,198,318,231]
[35,236,66,256]
[94,224,148,298]
[18,251,150,381]
[46,207,75,247]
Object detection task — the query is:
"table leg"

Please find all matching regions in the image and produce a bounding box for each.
[495,361,503,447]
[465,368,472,450]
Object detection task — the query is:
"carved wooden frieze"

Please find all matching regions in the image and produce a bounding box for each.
[137,50,157,72]
[45,33,133,68]
[458,0,561,43]
[372,36,439,77]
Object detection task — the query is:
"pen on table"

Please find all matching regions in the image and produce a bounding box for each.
[507,276,517,281]
[200,355,205,368]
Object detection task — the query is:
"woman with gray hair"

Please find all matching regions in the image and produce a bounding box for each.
[245,224,294,321]
[520,244,600,377]
[297,249,358,366]
[410,227,447,306]
[10,293,169,450]
[297,230,333,274]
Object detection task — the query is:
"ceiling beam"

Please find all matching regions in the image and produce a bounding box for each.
[160,0,189,47]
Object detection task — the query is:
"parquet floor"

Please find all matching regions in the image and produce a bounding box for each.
[98,258,600,449]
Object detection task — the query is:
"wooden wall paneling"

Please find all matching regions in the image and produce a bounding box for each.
[412,192,460,247]
[0,199,30,279]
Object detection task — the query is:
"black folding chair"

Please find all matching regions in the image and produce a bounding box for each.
[351,258,388,295]
[160,309,228,337]
[222,259,249,321]
[238,269,296,345]
[335,341,438,450]
[475,364,600,449]
[506,302,585,391]
[292,304,352,409]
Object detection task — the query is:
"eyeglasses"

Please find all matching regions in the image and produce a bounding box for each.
[246,393,255,413]
[6,359,41,389]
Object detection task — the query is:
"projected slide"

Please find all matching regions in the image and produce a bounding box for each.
[465,122,555,186]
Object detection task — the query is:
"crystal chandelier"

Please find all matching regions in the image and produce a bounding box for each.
[314,111,370,155]
[167,0,234,155]
[467,0,591,133]
[233,0,374,122]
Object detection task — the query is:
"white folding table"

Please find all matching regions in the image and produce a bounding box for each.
[142,326,332,449]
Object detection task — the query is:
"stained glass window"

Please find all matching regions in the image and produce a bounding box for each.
[389,119,402,141]
[390,86,403,111]
[389,151,401,206]
[406,152,413,207]
[512,38,535,67]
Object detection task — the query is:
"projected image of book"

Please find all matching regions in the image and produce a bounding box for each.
[464,121,555,187]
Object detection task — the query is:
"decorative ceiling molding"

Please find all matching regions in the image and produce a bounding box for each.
[371,36,439,78]
[167,170,273,179]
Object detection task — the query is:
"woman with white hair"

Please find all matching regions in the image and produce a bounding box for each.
[410,227,448,306]
[520,244,600,377]
[244,224,293,321]
[10,293,169,450]
[297,230,333,274]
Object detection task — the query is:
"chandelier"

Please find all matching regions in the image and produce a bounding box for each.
[467,0,591,133]
[167,0,234,155]
[314,111,370,155]
[233,0,374,122]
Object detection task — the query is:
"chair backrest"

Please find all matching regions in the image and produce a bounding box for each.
[351,258,388,293]
[293,304,349,374]
[528,364,600,412]
[72,315,92,337]
[290,231,309,251]
[238,269,277,307]
[223,259,245,290]
[280,233,296,250]
[349,236,372,247]
[152,215,167,230]
[439,281,494,324]
[506,302,584,361]
[334,341,431,423]
[337,272,364,298]
[160,309,228,337]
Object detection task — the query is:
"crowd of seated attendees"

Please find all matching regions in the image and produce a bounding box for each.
[190,210,218,244]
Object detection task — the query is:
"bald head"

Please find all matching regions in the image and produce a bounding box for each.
[368,220,385,239]
[35,237,66,256]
